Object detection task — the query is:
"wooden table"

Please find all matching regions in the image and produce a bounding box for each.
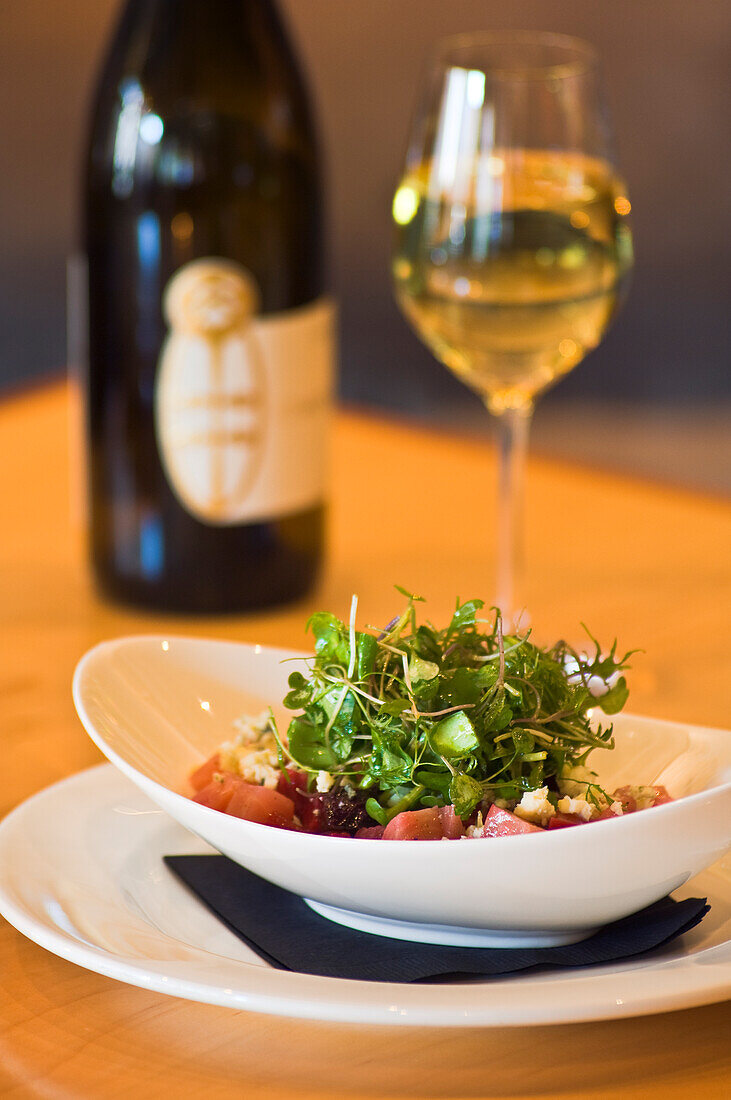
[1,383,729,1099]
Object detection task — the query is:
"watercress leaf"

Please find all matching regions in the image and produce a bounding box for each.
[376,747,413,784]
[439,666,498,708]
[495,705,513,730]
[511,728,535,754]
[317,686,359,760]
[429,710,480,759]
[415,625,441,662]
[591,654,622,678]
[367,729,414,785]
[381,698,410,716]
[449,772,483,818]
[286,716,337,770]
[283,670,311,710]
[481,686,507,729]
[307,612,349,666]
[596,676,629,715]
[448,598,484,635]
[319,684,350,722]
[408,654,440,684]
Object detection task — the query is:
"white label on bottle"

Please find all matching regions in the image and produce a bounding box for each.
[154,257,334,525]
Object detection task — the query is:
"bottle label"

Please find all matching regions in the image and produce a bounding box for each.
[154,258,333,525]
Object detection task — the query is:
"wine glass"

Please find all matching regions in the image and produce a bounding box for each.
[392,31,633,619]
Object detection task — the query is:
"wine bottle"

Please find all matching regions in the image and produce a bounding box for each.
[83,0,332,613]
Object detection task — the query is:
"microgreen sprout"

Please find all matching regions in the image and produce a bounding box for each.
[281,591,634,824]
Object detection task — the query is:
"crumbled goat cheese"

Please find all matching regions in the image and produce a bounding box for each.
[557,795,596,821]
[610,801,624,816]
[514,787,555,827]
[231,711,273,743]
[316,771,334,793]
[218,713,280,789]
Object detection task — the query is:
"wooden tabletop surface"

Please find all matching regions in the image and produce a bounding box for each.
[1,382,729,1099]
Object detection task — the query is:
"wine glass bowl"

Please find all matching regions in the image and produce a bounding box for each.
[392,32,633,613]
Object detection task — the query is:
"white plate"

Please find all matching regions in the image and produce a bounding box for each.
[0,765,729,1027]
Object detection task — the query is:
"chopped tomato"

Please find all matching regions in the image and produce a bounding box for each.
[612,785,673,812]
[611,787,637,814]
[193,773,241,812]
[439,805,465,838]
[481,804,544,837]
[190,753,223,792]
[226,783,296,828]
[382,806,444,840]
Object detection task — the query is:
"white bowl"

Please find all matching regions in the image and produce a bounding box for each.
[73,635,731,948]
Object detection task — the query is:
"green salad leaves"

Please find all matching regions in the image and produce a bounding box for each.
[273,591,634,825]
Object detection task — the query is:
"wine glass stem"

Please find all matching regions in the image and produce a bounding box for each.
[492,403,533,621]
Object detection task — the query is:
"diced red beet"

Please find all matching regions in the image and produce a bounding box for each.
[297,793,325,833]
[190,753,223,792]
[382,806,444,840]
[547,812,583,829]
[356,824,386,839]
[274,771,331,832]
[226,783,295,828]
[193,773,241,812]
[439,805,466,838]
[276,767,309,797]
[480,804,544,837]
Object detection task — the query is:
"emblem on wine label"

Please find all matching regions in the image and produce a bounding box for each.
[155,256,335,526]
[155,258,267,524]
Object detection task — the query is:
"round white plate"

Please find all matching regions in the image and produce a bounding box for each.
[0,765,729,1027]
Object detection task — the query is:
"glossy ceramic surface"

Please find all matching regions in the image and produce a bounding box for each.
[72,636,731,940]
[0,766,729,1026]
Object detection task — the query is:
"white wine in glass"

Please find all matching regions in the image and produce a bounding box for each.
[392,33,633,617]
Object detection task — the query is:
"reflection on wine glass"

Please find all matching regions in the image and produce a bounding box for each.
[392,32,633,618]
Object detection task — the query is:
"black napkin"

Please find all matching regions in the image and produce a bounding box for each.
[164,855,709,984]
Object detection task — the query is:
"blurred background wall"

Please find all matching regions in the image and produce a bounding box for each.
[1,0,729,423]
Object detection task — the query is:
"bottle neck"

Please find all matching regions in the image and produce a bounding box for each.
[110,0,291,78]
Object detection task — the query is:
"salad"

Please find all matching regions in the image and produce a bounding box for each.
[189,592,672,838]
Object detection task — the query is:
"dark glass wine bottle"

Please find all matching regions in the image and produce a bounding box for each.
[83,0,331,613]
